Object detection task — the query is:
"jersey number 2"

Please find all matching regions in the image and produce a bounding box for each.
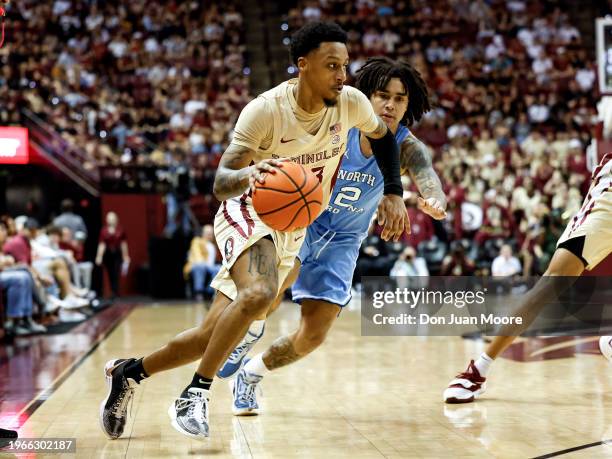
[334,186,362,207]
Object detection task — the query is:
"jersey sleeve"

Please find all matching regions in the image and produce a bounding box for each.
[345,86,380,134]
[231,97,274,151]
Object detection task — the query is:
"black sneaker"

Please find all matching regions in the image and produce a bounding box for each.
[99,359,138,439]
[168,387,210,439]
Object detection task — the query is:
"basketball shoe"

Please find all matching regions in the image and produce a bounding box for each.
[231,359,262,416]
[443,360,486,404]
[217,323,265,379]
[168,388,210,439]
[99,359,138,439]
[599,336,612,363]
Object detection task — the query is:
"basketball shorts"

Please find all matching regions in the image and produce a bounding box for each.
[211,198,306,300]
[557,186,612,270]
[292,221,362,307]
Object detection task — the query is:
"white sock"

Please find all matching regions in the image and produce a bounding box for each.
[474,352,493,376]
[244,353,269,377]
[246,320,265,342]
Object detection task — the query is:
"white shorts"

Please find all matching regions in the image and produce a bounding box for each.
[557,184,612,270]
[210,197,306,300]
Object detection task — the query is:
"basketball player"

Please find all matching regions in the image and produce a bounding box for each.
[219,57,447,415]
[444,151,612,403]
[100,22,410,440]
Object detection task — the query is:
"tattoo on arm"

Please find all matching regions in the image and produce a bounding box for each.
[362,116,388,139]
[213,144,255,201]
[262,336,302,370]
[400,135,446,206]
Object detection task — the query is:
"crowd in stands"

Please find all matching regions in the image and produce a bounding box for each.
[0,0,604,296]
[0,200,129,339]
[285,0,600,278]
[0,0,249,179]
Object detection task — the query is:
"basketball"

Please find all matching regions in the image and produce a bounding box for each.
[252,161,323,232]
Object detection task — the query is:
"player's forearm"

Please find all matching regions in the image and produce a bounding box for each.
[213,144,256,201]
[366,120,403,196]
[213,167,252,201]
[401,136,447,207]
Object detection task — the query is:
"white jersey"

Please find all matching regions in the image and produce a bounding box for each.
[567,152,612,234]
[230,79,380,208]
[557,151,612,270]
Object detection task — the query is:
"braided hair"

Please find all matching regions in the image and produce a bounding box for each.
[355,56,431,126]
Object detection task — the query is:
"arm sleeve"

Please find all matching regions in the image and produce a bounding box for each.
[368,129,403,196]
[346,86,379,133]
[230,97,274,151]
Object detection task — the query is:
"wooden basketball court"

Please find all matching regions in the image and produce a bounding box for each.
[9,302,612,458]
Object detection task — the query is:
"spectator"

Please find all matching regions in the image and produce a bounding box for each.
[441,241,475,276]
[96,212,130,300]
[183,225,220,301]
[31,226,90,308]
[59,227,93,290]
[390,246,429,288]
[164,149,197,237]
[53,199,88,240]
[491,244,522,277]
[0,222,47,335]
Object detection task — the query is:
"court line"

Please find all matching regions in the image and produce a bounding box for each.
[531,439,612,458]
[13,303,136,426]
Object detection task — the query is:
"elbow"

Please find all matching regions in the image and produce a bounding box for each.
[212,180,225,202]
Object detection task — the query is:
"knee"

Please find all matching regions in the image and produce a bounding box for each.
[296,327,329,353]
[238,284,276,315]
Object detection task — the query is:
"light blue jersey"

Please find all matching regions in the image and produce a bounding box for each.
[316,126,410,238]
[293,125,410,307]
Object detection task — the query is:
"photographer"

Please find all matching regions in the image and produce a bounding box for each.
[163,149,197,237]
[440,240,475,276]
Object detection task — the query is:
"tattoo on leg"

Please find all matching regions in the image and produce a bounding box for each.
[248,244,273,276]
[262,336,302,370]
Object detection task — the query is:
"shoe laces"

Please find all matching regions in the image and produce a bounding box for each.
[228,340,254,362]
[455,360,483,382]
[237,373,262,405]
[112,380,135,419]
[176,390,208,424]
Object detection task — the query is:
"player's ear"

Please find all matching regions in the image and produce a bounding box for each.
[297,56,308,73]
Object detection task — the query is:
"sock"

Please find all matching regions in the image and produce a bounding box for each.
[246,320,266,342]
[189,373,213,391]
[474,352,493,377]
[124,358,149,384]
[244,353,269,377]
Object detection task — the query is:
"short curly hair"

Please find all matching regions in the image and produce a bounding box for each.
[355,56,431,126]
[290,21,348,65]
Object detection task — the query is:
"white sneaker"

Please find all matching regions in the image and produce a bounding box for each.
[25,318,47,334]
[443,360,487,404]
[63,295,90,309]
[168,388,210,439]
[58,309,87,323]
[47,295,73,313]
[600,336,612,363]
[72,287,90,297]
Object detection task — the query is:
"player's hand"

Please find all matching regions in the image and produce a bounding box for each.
[377,194,410,241]
[417,197,447,220]
[248,158,288,192]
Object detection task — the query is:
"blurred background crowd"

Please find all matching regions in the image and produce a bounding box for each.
[0,0,608,338]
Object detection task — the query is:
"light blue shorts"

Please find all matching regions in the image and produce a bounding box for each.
[292,222,362,307]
